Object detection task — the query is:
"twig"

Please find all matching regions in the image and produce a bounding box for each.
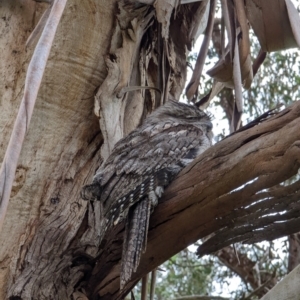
[242,278,274,300]
[141,274,148,300]
[150,269,157,300]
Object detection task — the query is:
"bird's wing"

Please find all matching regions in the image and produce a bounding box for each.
[99,123,207,222]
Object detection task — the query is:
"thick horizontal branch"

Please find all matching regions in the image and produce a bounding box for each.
[87,100,300,299]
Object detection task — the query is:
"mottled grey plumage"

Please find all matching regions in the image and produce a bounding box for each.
[81,100,213,288]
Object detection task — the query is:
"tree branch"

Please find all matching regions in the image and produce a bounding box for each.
[216,246,276,297]
[87,100,300,299]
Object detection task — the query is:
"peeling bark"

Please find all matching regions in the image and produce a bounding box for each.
[94,4,155,160]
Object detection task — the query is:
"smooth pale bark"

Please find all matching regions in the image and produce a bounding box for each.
[260,263,300,300]
[0,0,116,298]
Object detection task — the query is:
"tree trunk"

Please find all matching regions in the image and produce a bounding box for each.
[0,0,204,298]
[288,233,300,272]
[260,263,300,300]
[0,0,114,298]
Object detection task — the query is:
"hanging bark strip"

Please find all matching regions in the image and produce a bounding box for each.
[0,0,68,231]
[185,0,216,102]
[231,30,243,131]
[26,1,53,48]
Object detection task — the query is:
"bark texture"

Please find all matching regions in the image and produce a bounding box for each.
[1,1,300,299]
[0,0,114,298]
[0,0,203,298]
[87,101,300,299]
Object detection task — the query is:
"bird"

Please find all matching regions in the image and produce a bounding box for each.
[81,99,213,288]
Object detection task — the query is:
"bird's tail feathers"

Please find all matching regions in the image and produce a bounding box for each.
[120,196,151,289]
